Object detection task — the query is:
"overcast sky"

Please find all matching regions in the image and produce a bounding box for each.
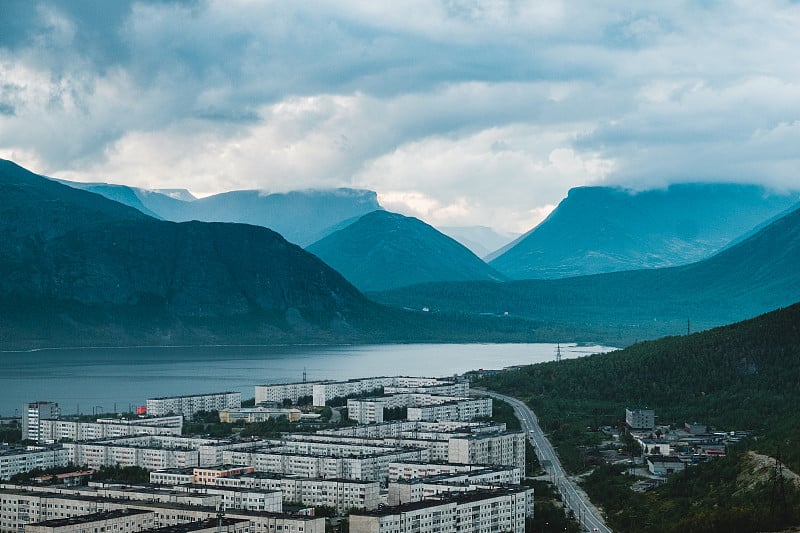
[2,1,800,233]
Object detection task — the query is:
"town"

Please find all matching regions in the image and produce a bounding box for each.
[1,377,741,533]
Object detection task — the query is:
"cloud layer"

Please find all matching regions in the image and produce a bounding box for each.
[2,0,799,232]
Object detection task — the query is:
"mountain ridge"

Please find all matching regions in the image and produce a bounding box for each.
[490,183,800,279]
[307,210,506,292]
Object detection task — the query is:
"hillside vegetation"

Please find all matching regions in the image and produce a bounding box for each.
[482,303,800,532]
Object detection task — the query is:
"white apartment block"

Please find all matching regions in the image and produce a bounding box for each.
[151,465,255,486]
[347,395,489,424]
[254,383,319,406]
[289,426,525,469]
[145,518,251,533]
[21,402,60,442]
[25,509,156,533]
[387,463,522,484]
[223,442,428,482]
[388,469,528,506]
[0,446,70,480]
[168,485,282,512]
[316,421,506,439]
[149,469,195,485]
[625,408,655,430]
[313,377,458,407]
[406,397,492,422]
[212,474,381,512]
[38,416,183,443]
[62,436,257,470]
[147,392,241,418]
[447,432,526,470]
[349,487,534,533]
[0,486,326,533]
[384,381,469,397]
[219,407,301,424]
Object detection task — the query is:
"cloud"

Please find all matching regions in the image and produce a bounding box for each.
[1,1,800,232]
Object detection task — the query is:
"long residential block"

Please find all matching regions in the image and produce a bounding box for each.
[0,446,70,481]
[147,393,241,418]
[38,416,183,443]
[349,487,534,533]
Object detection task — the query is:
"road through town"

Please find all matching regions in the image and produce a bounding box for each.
[481,390,612,533]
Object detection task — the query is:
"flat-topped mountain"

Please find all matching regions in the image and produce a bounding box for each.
[373,203,800,344]
[307,211,506,292]
[490,183,799,279]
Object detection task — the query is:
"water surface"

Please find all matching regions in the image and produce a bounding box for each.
[0,343,616,416]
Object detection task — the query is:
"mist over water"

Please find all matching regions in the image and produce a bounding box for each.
[0,343,616,416]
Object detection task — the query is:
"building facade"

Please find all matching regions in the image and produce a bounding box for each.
[147,393,241,418]
[350,487,534,533]
[22,402,60,442]
[625,408,655,430]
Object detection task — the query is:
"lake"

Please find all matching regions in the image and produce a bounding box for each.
[0,343,617,417]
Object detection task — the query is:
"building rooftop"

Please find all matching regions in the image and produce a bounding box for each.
[28,508,152,527]
[144,518,248,533]
[148,392,239,401]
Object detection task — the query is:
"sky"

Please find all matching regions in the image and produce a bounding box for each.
[2,1,800,234]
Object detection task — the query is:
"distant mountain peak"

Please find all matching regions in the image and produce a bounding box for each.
[307,210,505,292]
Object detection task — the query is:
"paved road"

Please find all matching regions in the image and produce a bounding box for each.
[481,390,612,533]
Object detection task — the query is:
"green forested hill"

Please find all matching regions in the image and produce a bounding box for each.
[483,303,800,532]
[485,302,800,456]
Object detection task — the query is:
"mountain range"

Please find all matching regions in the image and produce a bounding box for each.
[0,160,383,346]
[0,159,544,349]
[489,184,799,279]
[61,179,383,247]
[4,158,800,348]
[372,201,800,344]
[307,211,505,292]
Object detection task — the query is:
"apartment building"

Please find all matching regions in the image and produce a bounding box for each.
[350,487,534,533]
[253,383,319,406]
[290,425,524,469]
[347,394,489,424]
[144,518,250,533]
[387,463,522,484]
[21,402,60,442]
[218,408,301,424]
[316,421,505,439]
[38,416,183,443]
[147,393,241,418]
[223,441,428,482]
[0,486,325,533]
[406,397,492,423]
[625,408,655,430]
[25,509,155,533]
[210,473,381,512]
[312,377,457,407]
[62,436,257,470]
[0,446,70,481]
